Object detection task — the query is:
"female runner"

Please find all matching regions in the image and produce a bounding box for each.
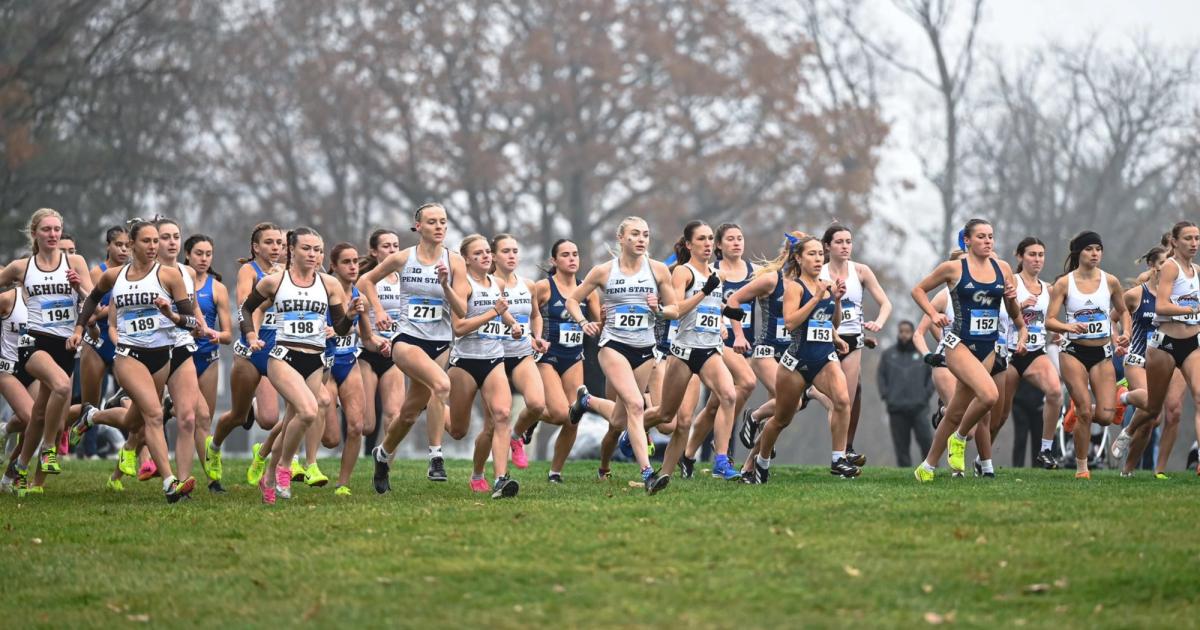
[184,235,234,491]
[355,229,404,464]
[76,227,128,432]
[1045,231,1129,479]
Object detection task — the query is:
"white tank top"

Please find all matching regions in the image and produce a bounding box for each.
[371,272,404,337]
[819,261,864,335]
[1,287,28,364]
[501,276,533,358]
[171,265,196,348]
[396,247,453,341]
[112,263,176,348]
[1065,271,1111,341]
[273,271,329,350]
[23,252,76,337]
[452,274,505,360]
[1010,275,1049,351]
[673,264,723,349]
[599,256,657,348]
[1157,258,1200,325]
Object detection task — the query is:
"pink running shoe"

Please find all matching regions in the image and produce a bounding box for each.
[510,438,528,469]
[469,477,489,493]
[58,429,69,456]
[137,460,159,482]
[275,465,292,500]
[259,470,276,505]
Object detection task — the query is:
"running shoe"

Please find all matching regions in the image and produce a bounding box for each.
[647,439,656,457]
[547,472,564,484]
[165,476,196,504]
[712,455,742,481]
[106,478,125,492]
[643,468,670,495]
[596,468,612,481]
[137,459,159,481]
[845,448,866,467]
[930,403,945,429]
[13,467,29,497]
[831,458,861,479]
[799,387,812,411]
[39,447,61,474]
[913,465,934,483]
[259,468,276,505]
[951,471,965,478]
[1075,470,1091,480]
[973,457,983,478]
[427,455,447,482]
[738,407,760,449]
[303,463,329,487]
[68,403,99,447]
[117,447,137,476]
[101,386,128,410]
[275,465,292,500]
[568,386,589,425]
[1186,443,1198,471]
[203,436,222,482]
[679,455,695,479]
[617,431,634,459]
[510,438,529,469]
[246,443,267,486]
[26,485,44,495]
[1155,472,1170,480]
[753,459,770,485]
[491,476,520,499]
[162,392,175,426]
[1120,471,1135,478]
[208,480,227,494]
[242,398,257,431]
[1063,399,1078,433]
[521,422,538,445]
[333,485,352,497]
[58,428,69,457]
[980,471,996,479]
[372,446,391,494]
[740,469,760,485]
[469,477,490,493]
[946,434,967,473]
[289,456,305,481]
[1113,384,1129,425]
[1110,428,1133,460]
[1034,449,1059,470]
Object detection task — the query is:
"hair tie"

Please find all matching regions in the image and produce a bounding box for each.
[957,229,967,250]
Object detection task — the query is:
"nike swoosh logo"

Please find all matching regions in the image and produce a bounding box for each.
[637,279,649,283]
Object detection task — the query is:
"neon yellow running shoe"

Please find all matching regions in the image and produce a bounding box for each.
[14,468,28,498]
[290,456,305,481]
[647,439,656,458]
[946,434,967,473]
[39,447,61,474]
[247,443,267,486]
[203,436,222,482]
[303,462,329,487]
[106,478,125,492]
[1155,472,1170,480]
[26,485,44,495]
[914,465,935,483]
[333,485,352,497]
[118,447,137,477]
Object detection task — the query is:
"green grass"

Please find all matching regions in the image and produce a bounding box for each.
[2,460,1198,628]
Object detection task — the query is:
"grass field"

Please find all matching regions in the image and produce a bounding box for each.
[2,459,1198,628]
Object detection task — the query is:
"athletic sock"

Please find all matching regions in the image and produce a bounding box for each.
[375,446,391,462]
[832,450,844,463]
[549,470,561,476]
[921,461,936,473]
[162,475,176,492]
[756,455,771,469]
[981,459,994,474]
[1041,439,1054,451]
[954,430,969,441]
[1076,458,1088,471]
[1119,391,1129,405]
[471,473,484,481]
[429,445,443,459]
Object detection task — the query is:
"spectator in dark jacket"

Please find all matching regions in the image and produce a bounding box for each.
[877,320,934,466]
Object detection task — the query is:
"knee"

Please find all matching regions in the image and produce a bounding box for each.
[527,401,548,420]
[831,390,852,414]
[448,425,469,440]
[735,381,756,401]
[625,398,645,418]
[431,379,451,402]
[493,408,511,428]
[676,413,693,432]
[717,386,738,410]
[1044,387,1062,406]
[976,385,1000,409]
[345,417,363,438]
[142,409,164,428]
[49,376,71,399]
[321,434,341,448]
[176,412,196,434]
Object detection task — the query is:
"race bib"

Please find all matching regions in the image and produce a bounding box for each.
[941,331,962,350]
[479,318,507,339]
[122,308,162,336]
[18,334,34,348]
[773,317,789,342]
[1148,330,1165,349]
[233,339,253,358]
[726,303,752,329]
[333,334,357,353]
[0,358,13,374]
[378,309,403,334]
[504,314,530,338]
[753,345,775,359]
[613,305,652,331]
[1124,353,1145,367]
[269,345,288,360]
[322,353,335,369]
[1025,324,1045,348]
[262,311,280,328]
[1173,295,1200,324]
[1103,343,1114,358]
[806,319,834,343]
[841,305,861,324]
[1071,311,1109,340]
[42,298,75,325]
[779,350,799,371]
[669,344,692,361]
[695,305,721,335]
[968,309,999,336]
[407,298,443,323]
[281,313,321,337]
[557,323,583,347]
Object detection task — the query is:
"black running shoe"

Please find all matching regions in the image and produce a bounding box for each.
[547,472,563,484]
[242,398,257,431]
[597,468,612,480]
[372,446,391,494]
[207,480,227,494]
[846,448,866,467]
[738,407,760,449]
[930,403,945,429]
[162,392,175,426]
[679,455,695,479]
[799,387,812,411]
[753,459,770,485]
[740,470,759,485]
[1187,443,1198,471]
[427,455,447,482]
[568,386,589,425]
[491,476,520,499]
[101,387,128,411]
[522,422,538,445]
[973,458,983,477]
[165,476,196,504]
[980,471,996,479]
[644,470,670,495]
[830,457,861,478]
[1034,449,1059,470]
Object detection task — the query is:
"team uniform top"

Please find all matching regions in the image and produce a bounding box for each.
[194,274,219,356]
[369,271,404,340]
[997,308,1012,358]
[1009,276,1049,352]
[501,276,533,358]
[171,266,196,349]
[598,256,657,348]
[244,261,278,344]
[541,277,583,357]
[272,271,329,351]
[111,263,175,349]
[755,272,791,350]
[1128,284,1157,362]
[1064,271,1112,342]
[23,252,77,338]
[819,262,864,336]
[717,258,754,350]
[1,287,28,365]
[1155,258,1200,326]
[452,274,505,360]
[785,280,838,359]
[947,258,1004,347]
[672,264,723,350]
[395,247,452,342]
[328,285,360,362]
